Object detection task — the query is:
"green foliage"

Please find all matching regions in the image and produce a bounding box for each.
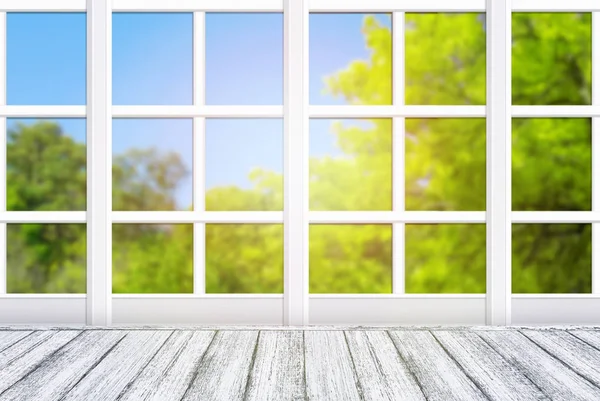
[6,12,592,295]
[205,224,283,293]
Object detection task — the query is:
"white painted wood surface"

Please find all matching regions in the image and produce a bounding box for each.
[0,331,32,353]
[478,330,600,400]
[0,331,80,394]
[61,330,172,401]
[0,330,126,401]
[344,331,425,400]
[570,329,600,349]
[119,330,215,401]
[521,329,600,389]
[304,331,362,400]
[0,328,599,400]
[388,330,488,400]
[181,330,259,400]
[245,331,305,401]
[431,330,548,400]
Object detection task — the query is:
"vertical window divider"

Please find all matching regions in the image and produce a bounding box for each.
[392,11,405,294]
[0,11,5,295]
[486,0,512,325]
[592,12,599,294]
[283,0,309,325]
[87,0,112,325]
[193,11,206,296]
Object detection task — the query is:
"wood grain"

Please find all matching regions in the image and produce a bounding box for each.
[0,330,126,401]
[61,330,172,401]
[181,330,259,401]
[522,329,600,388]
[119,330,215,401]
[245,331,305,401]
[0,328,597,400]
[569,330,600,350]
[345,330,425,401]
[432,330,548,400]
[478,330,600,400]
[304,330,362,401]
[0,331,33,354]
[388,330,487,401]
[0,330,80,394]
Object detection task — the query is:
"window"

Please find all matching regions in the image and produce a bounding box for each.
[0,0,598,326]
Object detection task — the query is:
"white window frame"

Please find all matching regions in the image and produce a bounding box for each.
[0,0,599,326]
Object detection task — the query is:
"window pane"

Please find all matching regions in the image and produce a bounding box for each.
[512,13,591,105]
[7,13,86,105]
[113,13,193,105]
[206,224,283,293]
[310,119,391,211]
[309,13,392,105]
[309,225,392,294]
[206,13,283,105]
[406,118,486,211]
[406,13,486,105]
[512,118,591,211]
[206,119,283,211]
[113,224,193,293]
[7,119,86,211]
[112,119,192,211]
[512,224,591,293]
[406,224,486,293]
[7,224,86,293]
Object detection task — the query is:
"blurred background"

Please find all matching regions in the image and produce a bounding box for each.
[4,12,592,295]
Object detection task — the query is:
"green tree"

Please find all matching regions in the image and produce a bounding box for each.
[7,122,86,293]
[7,13,592,295]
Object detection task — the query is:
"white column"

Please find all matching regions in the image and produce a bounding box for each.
[193,12,206,295]
[392,12,405,294]
[283,0,309,325]
[86,0,112,325]
[486,0,512,325]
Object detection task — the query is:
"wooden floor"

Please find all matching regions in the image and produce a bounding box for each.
[0,327,600,400]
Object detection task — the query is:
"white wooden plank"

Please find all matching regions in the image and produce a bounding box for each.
[0,331,81,394]
[387,330,487,400]
[119,330,215,401]
[304,331,362,401]
[61,330,172,401]
[245,331,305,401]
[0,331,56,369]
[432,331,548,400]
[569,329,600,350]
[521,329,600,389]
[477,330,600,400]
[344,331,425,401]
[0,331,126,401]
[0,331,32,353]
[181,330,259,401]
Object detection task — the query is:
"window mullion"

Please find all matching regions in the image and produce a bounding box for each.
[283,0,309,325]
[87,0,112,325]
[392,11,405,294]
[193,11,206,296]
[592,12,600,294]
[486,0,512,325]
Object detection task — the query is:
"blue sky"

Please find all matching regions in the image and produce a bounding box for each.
[6,12,389,209]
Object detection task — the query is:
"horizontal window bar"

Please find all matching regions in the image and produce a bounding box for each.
[2,211,599,224]
[2,0,599,12]
[512,106,600,118]
[3,105,600,119]
[310,105,486,119]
